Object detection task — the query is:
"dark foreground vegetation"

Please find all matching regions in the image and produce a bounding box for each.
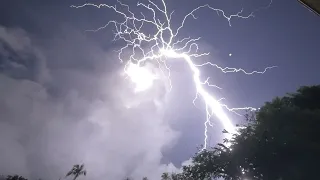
[2,85,320,180]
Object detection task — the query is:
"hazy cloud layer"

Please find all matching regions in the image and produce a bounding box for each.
[0,25,181,180]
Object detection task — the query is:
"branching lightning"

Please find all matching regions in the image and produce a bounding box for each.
[71,0,275,149]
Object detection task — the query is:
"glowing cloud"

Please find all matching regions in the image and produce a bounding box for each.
[125,62,157,93]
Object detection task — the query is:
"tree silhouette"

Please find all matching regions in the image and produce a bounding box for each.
[176,85,320,180]
[66,164,87,180]
[5,175,28,180]
[161,173,170,180]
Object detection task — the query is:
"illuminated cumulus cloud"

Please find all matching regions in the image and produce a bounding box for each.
[0,26,179,180]
[71,0,275,148]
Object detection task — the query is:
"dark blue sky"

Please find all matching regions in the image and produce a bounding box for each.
[1,0,320,178]
[2,0,319,103]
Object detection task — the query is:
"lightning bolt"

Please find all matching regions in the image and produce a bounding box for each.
[71,0,274,149]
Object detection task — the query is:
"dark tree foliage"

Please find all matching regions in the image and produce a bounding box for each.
[1,164,148,180]
[1,164,87,180]
[5,175,28,180]
[176,85,320,180]
[66,164,87,180]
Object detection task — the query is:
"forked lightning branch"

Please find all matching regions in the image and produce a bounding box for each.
[71,0,275,149]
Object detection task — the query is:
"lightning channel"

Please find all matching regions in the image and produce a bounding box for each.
[71,0,274,149]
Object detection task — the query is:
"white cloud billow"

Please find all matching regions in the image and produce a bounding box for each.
[0,26,183,180]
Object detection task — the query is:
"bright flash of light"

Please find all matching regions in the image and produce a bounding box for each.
[125,62,157,93]
[71,0,274,149]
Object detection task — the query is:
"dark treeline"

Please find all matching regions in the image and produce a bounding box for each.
[3,85,320,180]
[168,85,320,180]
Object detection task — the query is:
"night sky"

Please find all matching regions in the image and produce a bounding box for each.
[1,0,319,179]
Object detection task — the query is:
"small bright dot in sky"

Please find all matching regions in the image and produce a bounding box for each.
[229,53,232,56]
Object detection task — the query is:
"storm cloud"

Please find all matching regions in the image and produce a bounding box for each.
[0,25,181,180]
